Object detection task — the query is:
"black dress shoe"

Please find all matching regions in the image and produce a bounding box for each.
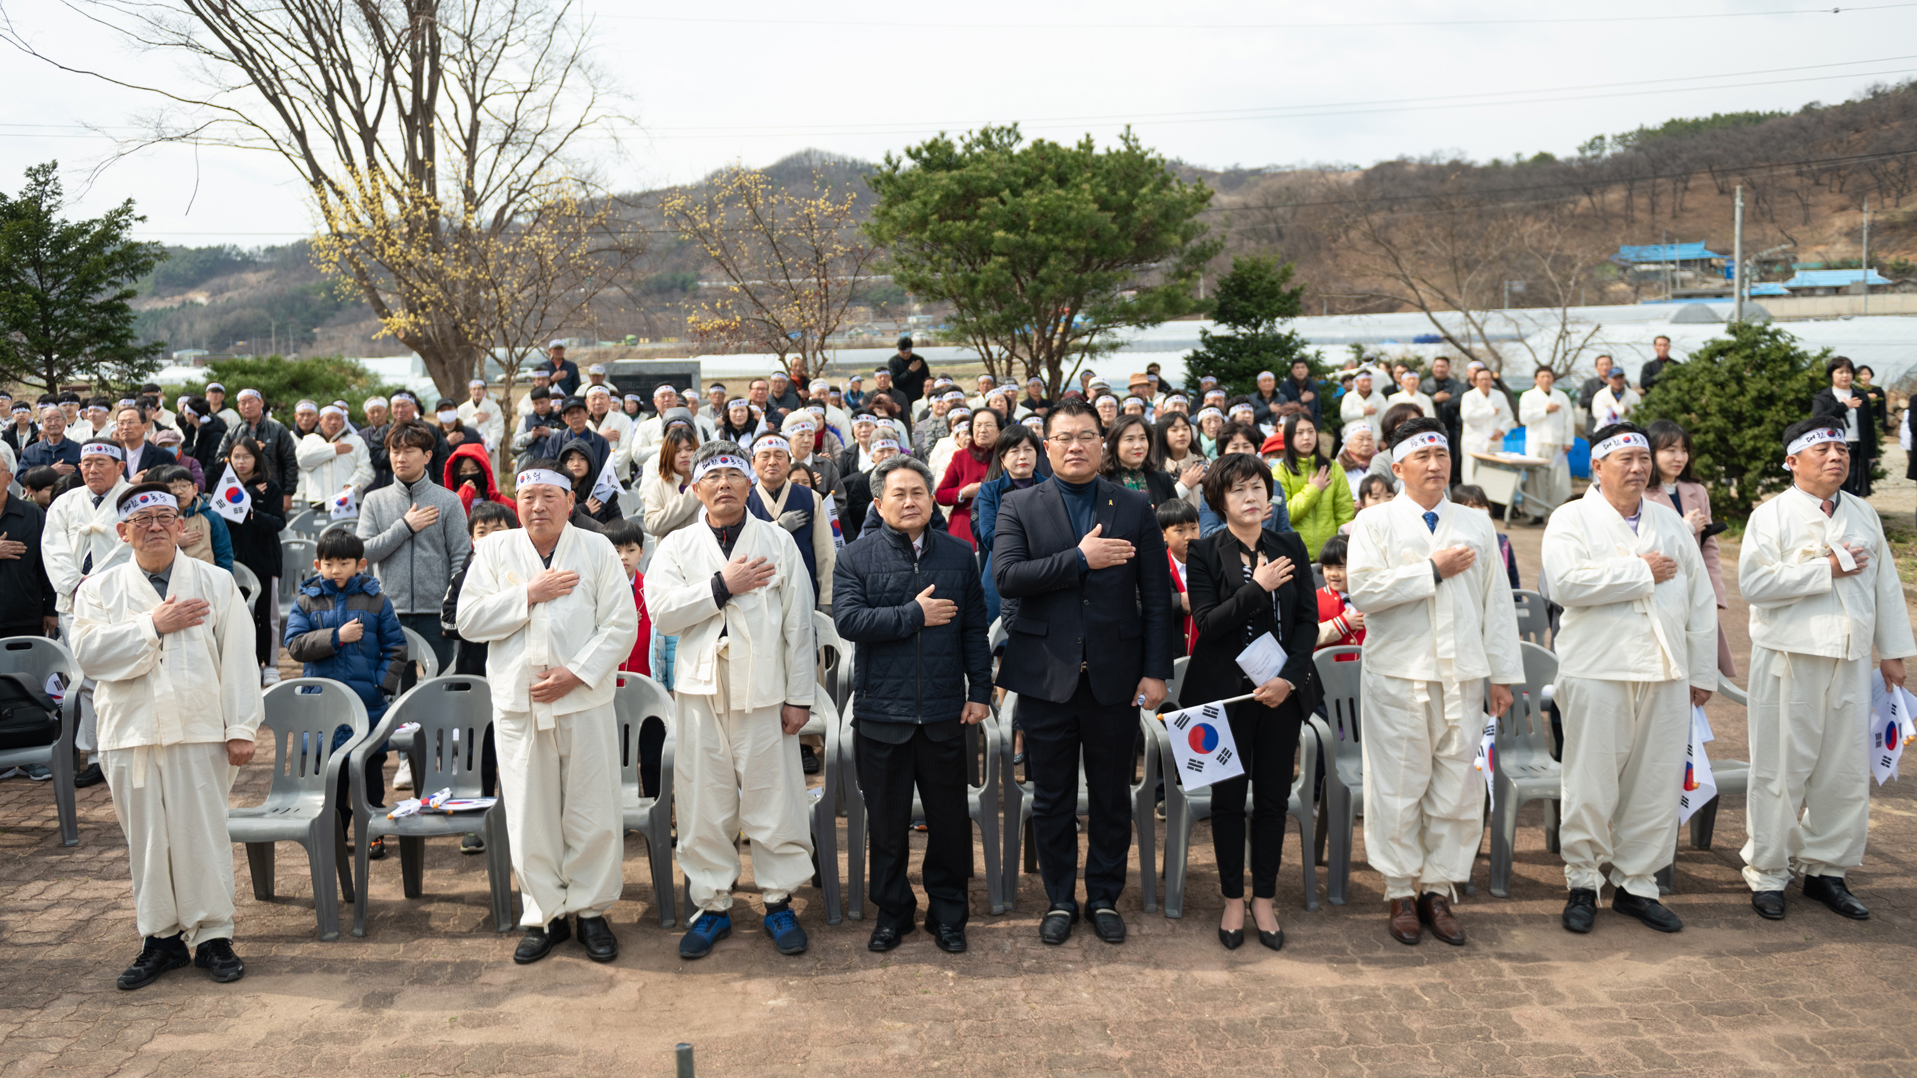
[1613,890,1683,933]
[513,917,571,964]
[117,935,190,990]
[1088,905,1126,944]
[575,914,618,962]
[924,917,967,954]
[1038,905,1075,945]
[1218,926,1244,950]
[1803,875,1869,920]
[193,938,246,983]
[800,744,821,775]
[1258,927,1284,951]
[1751,890,1787,920]
[868,922,914,952]
[73,762,105,788]
[1562,888,1597,934]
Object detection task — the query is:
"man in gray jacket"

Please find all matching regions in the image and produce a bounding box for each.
[356,420,468,670]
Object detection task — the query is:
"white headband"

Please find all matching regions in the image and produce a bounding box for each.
[1392,430,1449,462]
[1590,432,1649,461]
[653,385,675,397]
[81,442,125,461]
[624,394,644,404]
[1787,427,1846,457]
[782,417,816,433]
[1229,403,1254,415]
[296,399,318,412]
[515,468,572,491]
[691,454,750,483]
[178,400,199,420]
[726,398,748,411]
[586,385,611,397]
[364,396,388,409]
[238,388,261,402]
[754,435,791,455]
[869,438,901,453]
[852,413,876,425]
[319,405,347,419]
[118,490,178,520]
[1196,407,1223,422]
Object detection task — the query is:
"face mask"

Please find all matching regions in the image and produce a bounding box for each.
[437,410,458,423]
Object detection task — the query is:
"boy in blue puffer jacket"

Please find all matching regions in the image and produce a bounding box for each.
[285,529,407,855]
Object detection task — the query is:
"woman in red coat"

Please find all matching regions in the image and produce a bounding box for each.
[934,407,1000,548]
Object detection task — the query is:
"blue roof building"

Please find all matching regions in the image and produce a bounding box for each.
[1612,242,1727,265]
[1781,269,1894,294]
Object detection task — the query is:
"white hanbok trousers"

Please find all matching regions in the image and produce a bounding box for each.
[676,653,814,913]
[494,704,624,926]
[1361,671,1485,901]
[1739,646,1871,892]
[1522,450,1571,515]
[1556,676,1689,898]
[102,741,236,945]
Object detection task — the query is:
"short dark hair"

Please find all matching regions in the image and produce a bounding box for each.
[1098,414,1154,478]
[1535,365,1555,378]
[468,500,517,534]
[1202,452,1273,517]
[1591,421,1647,446]
[602,519,645,549]
[1450,483,1491,509]
[1216,420,1263,456]
[1378,402,1425,443]
[19,466,59,492]
[1042,397,1099,437]
[985,424,1044,481]
[519,456,563,477]
[1825,355,1855,377]
[1317,533,1348,567]
[1155,498,1199,531]
[146,463,193,488]
[1386,415,1448,452]
[1644,419,1696,483]
[316,529,366,562]
[1357,473,1395,503]
[386,420,437,454]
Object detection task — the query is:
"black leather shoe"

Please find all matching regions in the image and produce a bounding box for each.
[193,938,245,983]
[1218,926,1244,950]
[868,922,913,952]
[1258,927,1284,951]
[73,762,104,788]
[924,917,967,954]
[1038,905,1075,945]
[1803,875,1869,920]
[1613,890,1683,932]
[1751,890,1787,920]
[1088,904,1126,944]
[575,914,618,962]
[800,744,821,774]
[513,917,571,964]
[1562,888,1597,934]
[117,935,190,990]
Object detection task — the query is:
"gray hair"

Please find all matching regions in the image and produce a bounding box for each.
[694,439,744,466]
[871,453,934,494]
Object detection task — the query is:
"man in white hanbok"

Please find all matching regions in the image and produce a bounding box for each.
[1736,420,1914,921]
[1458,367,1514,486]
[294,405,372,512]
[457,379,505,452]
[1348,418,1522,946]
[43,440,135,782]
[647,440,817,960]
[1542,424,1716,935]
[73,484,261,989]
[1517,367,1575,521]
[1340,370,1387,441]
[456,461,636,965]
[1385,371,1436,419]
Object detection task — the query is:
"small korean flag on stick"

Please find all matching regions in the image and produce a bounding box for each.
[1473,715,1498,812]
[590,453,624,506]
[211,464,251,523]
[329,487,358,521]
[1868,674,1916,786]
[1678,705,1718,824]
[1159,699,1246,791]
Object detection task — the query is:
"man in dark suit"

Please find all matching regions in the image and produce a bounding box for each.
[1638,335,1677,393]
[113,404,175,483]
[993,398,1172,946]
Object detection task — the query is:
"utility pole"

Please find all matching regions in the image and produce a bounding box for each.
[1861,194,1871,316]
[1732,185,1745,324]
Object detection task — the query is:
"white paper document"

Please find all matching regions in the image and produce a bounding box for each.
[1235,632,1288,687]
[1161,699,1246,791]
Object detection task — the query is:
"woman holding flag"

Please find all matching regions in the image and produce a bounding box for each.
[214,438,286,683]
[1183,451,1320,951]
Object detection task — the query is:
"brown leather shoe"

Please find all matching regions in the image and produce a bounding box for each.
[1418,893,1466,946]
[1387,898,1422,945]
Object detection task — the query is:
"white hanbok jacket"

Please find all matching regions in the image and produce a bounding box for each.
[43,478,131,614]
[646,511,813,711]
[458,398,505,450]
[589,410,635,473]
[1589,385,1640,429]
[1518,388,1575,458]
[70,555,262,751]
[1385,390,1437,419]
[1738,485,1916,662]
[1459,388,1514,456]
[1542,486,1717,688]
[640,467,702,539]
[456,524,636,728]
[1340,389,1387,438]
[295,430,372,507]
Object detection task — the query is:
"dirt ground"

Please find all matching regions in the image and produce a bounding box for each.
[3,484,1916,1077]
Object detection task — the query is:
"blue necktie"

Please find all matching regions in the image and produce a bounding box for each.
[1423,510,1439,533]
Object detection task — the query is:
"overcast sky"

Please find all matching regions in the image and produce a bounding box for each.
[2,0,1913,249]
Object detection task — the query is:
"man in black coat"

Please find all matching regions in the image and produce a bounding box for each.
[832,454,992,954]
[993,398,1172,946]
[0,454,57,638]
[887,336,929,408]
[1638,335,1677,392]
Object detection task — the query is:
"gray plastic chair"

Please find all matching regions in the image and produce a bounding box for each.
[284,506,325,540]
[1150,705,1324,917]
[349,675,515,936]
[1511,590,1552,647]
[0,636,80,846]
[278,537,316,613]
[399,625,442,681]
[230,562,263,607]
[319,516,358,539]
[1656,675,1752,892]
[1488,642,1561,898]
[227,678,367,941]
[841,686,1007,919]
[615,671,677,927]
[1313,646,1366,905]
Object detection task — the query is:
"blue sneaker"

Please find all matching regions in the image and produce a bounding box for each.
[679,911,731,960]
[763,903,807,955]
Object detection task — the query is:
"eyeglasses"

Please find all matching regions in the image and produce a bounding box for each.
[697,472,750,487]
[125,512,180,529]
[1047,432,1103,447]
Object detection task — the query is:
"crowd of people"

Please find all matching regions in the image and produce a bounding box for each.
[5,332,1910,989]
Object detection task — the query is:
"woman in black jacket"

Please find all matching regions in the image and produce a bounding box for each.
[558,439,623,525]
[1100,413,1177,506]
[1184,452,1319,952]
[1811,355,1875,497]
[220,436,287,678]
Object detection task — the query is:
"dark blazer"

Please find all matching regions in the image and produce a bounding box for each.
[832,521,992,730]
[992,477,1173,706]
[1183,525,1320,716]
[125,441,175,480]
[1107,467,1178,508]
[1811,387,1875,457]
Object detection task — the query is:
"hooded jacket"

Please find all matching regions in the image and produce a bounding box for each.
[285,571,407,720]
[559,438,624,524]
[442,441,518,524]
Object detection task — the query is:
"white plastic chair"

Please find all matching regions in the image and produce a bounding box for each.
[0,636,80,846]
[1511,589,1552,647]
[1488,642,1561,897]
[399,625,441,681]
[614,672,677,927]
[1313,646,1366,905]
[349,675,515,936]
[227,678,367,941]
[230,562,262,607]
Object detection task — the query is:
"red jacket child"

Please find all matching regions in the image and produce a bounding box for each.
[620,571,652,675]
[1168,549,1196,656]
[1316,586,1364,656]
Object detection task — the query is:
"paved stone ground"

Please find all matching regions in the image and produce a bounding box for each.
[3,500,1916,1077]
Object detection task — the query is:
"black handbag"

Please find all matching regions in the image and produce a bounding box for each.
[0,672,60,751]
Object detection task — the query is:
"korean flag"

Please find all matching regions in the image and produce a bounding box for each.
[329,487,358,521]
[1677,705,1717,824]
[1868,674,1916,786]
[1161,700,1245,791]
[210,464,251,524]
[590,452,624,506]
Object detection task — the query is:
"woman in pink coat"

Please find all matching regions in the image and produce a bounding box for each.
[1646,420,1736,677]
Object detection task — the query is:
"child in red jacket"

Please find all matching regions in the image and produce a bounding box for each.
[1157,499,1200,656]
[604,519,663,796]
[1315,534,1364,654]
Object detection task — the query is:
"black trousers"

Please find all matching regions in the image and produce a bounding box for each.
[856,725,971,928]
[1844,446,1873,498]
[1208,696,1304,900]
[1019,672,1136,912]
[250,583,276,667]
